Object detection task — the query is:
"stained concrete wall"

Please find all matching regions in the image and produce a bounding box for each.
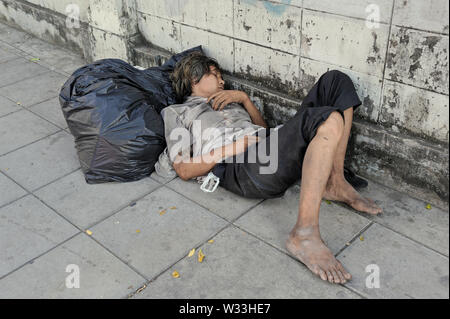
[0,0,448,206]
[136,0,448,143]
[0,0,139,62]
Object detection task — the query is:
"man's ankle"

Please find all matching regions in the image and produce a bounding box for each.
[290,224,320,239]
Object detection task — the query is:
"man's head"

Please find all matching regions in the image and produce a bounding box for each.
[171,52,225,102]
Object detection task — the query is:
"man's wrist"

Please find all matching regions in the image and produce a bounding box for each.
[211,146,226,162]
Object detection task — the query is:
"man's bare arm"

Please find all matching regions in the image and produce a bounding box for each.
[173,135,259,181]
[207,90,268,128]
[242,96,268,128]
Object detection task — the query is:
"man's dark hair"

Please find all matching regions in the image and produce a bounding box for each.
[170,52,223,102]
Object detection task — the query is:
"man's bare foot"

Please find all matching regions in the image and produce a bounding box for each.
[286,225,352,284]
[324,175,382,215]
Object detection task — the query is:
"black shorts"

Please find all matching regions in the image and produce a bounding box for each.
[212,70,362,199]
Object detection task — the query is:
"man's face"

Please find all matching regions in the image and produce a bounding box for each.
[191,66,225,98]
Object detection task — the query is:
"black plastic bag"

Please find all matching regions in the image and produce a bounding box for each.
[59,46,203,183]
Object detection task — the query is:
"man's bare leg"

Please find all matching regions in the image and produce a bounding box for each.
[324,107,382,215]
[286,112,351,284]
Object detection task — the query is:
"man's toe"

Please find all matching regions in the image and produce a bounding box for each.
[331,269,340,283]
[335,268,346,283]
[326,270,334,283]
[337,262,352,280]
[317,268,328,281]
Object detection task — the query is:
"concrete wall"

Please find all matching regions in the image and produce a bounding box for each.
[136,0,448,142]
[0,0,448,206]
[0,0,139,61]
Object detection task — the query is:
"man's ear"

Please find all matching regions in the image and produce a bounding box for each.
[190,80,198,95]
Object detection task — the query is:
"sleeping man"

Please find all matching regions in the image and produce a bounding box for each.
[155,52,382,284]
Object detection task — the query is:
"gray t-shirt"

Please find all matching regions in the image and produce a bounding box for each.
[154,95,265,182]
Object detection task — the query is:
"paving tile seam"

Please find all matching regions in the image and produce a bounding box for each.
[6,172,442,298]
[125,190,378,299]
[0,171,169,287]
[359,218,449,259]
[149,175,177,185]
[30,193,88,232]
[225,223,366,298]
[1,96,67,132]
[228,198,267,224]
[0,230,148,299]
[0,35,35,54]
[229,222,309,260]
[0,167,82,211]
[1,168,89,256]
[26,99,69,130]
[30,167,83,193]
[0,92,26,106]
[230,203,375,261]
[0,68,52,90]
[0,108,22,119]
[362,179,449,212]
[24,94,60,109]
[0,162,81,199]
[0,93,60,120]
[0,128,64,158]
[79,181,168,230]
[334,221,375,257]
[0,56,23,64]
[29,61,74,78]
[0,36,81,62]
[0,169,29,206]
[0,193,29,211]
[330,201,449,258]
[21,192,151,284]
[163,182,237,224]
[0,50,76,78]
[124,222,234,299]
[0,33,86,78]
[229,197,373,249]
[0,231,81,282]
[81,233,149,284]
[337,285,368,299]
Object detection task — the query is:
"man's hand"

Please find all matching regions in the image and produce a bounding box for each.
[207,90,249,111]
[172,135,260,181]
[223,135,260,158]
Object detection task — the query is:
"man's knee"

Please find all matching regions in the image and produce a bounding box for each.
[317,111,344,141]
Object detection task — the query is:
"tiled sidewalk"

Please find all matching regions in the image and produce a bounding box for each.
[0,22,448,299]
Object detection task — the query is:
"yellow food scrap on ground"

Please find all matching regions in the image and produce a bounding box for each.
[136,284,146,293]
[208,239,214,244]
[136,229,141,233]
[359,235,364,241]
[86,230,93,235]
[172,271,180,278]
[16,102,21,105]
[170,206,177,209]
[159,209,167,215]
[30,58,40,62]
[198,249,205,263]
[188,248,195,257]
[426,204,432,210]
